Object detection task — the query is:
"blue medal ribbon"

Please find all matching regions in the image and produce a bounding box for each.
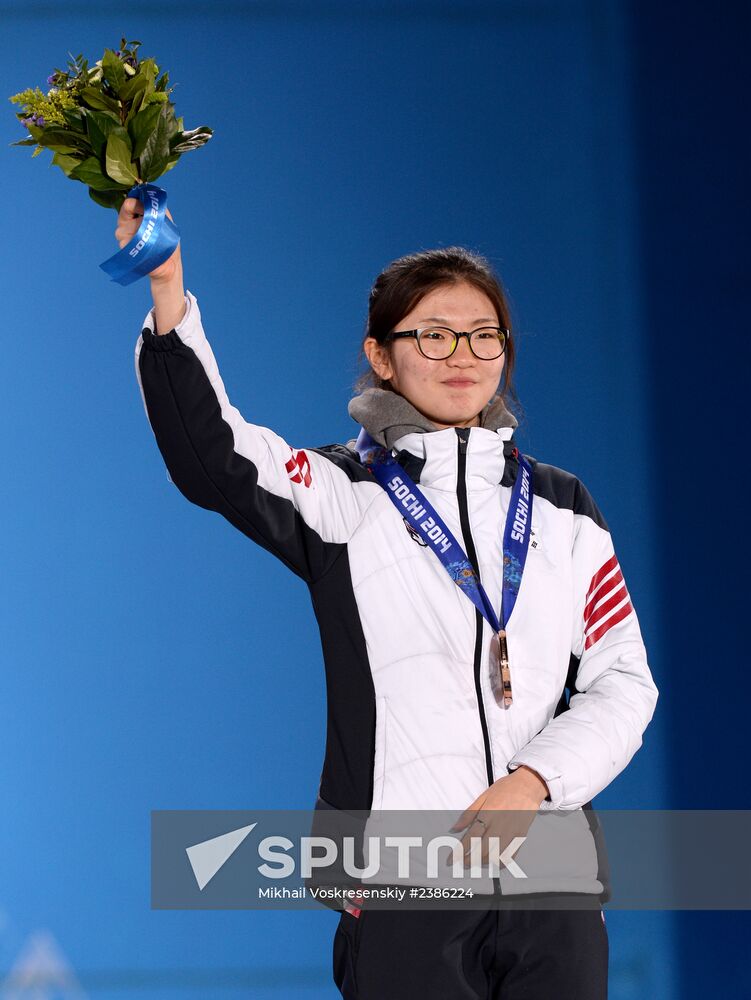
[99,183,180,286]
[355,427,533,704]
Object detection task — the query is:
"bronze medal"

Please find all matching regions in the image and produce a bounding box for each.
[489,630,513,708]
[497,628,513,707]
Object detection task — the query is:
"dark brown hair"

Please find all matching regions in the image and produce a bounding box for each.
[354,246,518,411]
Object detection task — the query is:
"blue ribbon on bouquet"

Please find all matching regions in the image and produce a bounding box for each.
[99,183,180,286]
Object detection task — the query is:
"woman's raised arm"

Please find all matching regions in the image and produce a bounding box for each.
[118,202,379,583]
[115,197,185,333]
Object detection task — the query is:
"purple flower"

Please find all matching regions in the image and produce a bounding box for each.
[34,114,45,127]
[47,74,56,84]
[21,116,34,127]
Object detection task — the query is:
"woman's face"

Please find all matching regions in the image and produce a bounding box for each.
[364,281,506,429]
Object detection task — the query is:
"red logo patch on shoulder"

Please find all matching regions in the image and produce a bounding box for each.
[285,448,312,487]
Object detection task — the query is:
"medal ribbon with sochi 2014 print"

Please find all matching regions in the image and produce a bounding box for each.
[100,183,180,286]
[354,428,534,637]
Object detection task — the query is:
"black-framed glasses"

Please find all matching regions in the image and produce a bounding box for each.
[387,326,508,361]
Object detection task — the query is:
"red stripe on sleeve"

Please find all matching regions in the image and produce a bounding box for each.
[584,568,624,622]
[585,584,629,632]
[586,554,619,601]
[584,600,633,649]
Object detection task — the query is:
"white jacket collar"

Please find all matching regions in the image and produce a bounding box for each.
[391,425,514,492]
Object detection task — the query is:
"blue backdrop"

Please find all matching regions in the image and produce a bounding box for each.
[0,1,745,997]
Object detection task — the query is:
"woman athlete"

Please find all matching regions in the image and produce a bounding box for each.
[116,197,658,999]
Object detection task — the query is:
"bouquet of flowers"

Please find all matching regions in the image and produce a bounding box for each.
[9,37,212,211]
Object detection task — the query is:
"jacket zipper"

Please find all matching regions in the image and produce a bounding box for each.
[456,427,502,895]
[456,428,495,788]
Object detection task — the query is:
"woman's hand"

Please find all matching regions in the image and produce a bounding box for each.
[447,766,550,868]
[114,197,182,283]
[114,196,186,334]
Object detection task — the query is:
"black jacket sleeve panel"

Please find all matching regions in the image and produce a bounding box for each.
[134,291,378,582]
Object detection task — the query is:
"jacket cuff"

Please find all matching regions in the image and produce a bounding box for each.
[507,755,565,810]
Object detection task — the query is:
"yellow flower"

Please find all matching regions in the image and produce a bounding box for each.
[9,85,76,127]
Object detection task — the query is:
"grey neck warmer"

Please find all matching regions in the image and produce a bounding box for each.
[347,387,518,450]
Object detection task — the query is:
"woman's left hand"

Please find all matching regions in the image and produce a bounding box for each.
[448,766,550,868]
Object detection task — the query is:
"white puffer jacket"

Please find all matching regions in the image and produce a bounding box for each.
[135,291,658,896]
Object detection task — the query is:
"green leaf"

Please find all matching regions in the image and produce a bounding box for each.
[101,48,126,93]
[120,72,148,104]
[62,109,87,133]
[40,127,88,146]
[127,102,162,160]
[70,156,128,190]
[85,111,109,159]
[176,125,213,141]
[170,126,213,155]
[80,86,120,113]
[88,186,126,210]
[165,106,181,140]
[42,141,80,155]
[161,155,180,175]
[51,151,82,176]
[85,110,125,159]
[138,104,171,182]
[139,59,159,86]
[34,128,90,155]
[127,88,144,118]
[105,131,138,185]
[10,136,39,147]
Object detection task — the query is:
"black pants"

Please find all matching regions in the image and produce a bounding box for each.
[333,900,608,999]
